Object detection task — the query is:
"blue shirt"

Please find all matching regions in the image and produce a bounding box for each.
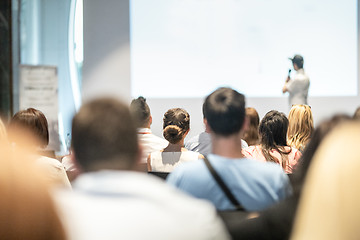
[167,154,292,211]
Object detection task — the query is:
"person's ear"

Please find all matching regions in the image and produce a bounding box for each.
[204,118,212,133]
[70,150,84,173]
[184,129,190,137]
[149,115,153,126]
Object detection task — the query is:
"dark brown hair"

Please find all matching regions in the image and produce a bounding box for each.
[163,108,190,144]
[130,96,151,128]
[259,110,291,168]
[9,108,49,148]
[203,87,245,136]
[72,98,138,171]
[243,107,260,146]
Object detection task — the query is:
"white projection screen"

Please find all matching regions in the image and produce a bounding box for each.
[130,0,357,98]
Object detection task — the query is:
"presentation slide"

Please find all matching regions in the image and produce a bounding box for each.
[130,0,357,98]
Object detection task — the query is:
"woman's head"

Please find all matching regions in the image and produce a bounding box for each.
[259,110,288,148]
[163,108,190,144]
[243,107,260,146]
[0,143,66,240]
[9,108,49,148]
[287,105,314,151]
[291,121,360,239]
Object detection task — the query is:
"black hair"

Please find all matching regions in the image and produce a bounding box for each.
[203,87,245,136]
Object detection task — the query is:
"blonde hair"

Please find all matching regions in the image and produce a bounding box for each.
[287,105,313,152]
[0,141,66,239]
[291,122,360,240]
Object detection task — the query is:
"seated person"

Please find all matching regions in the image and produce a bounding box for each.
[130,97,168,166]
[243,107,260,146]
[54,98,230,240]
[232,114,351,240]
[0,139,66,240]
[292,120,359,239]
[148,108,202,172]
[242,110,301,173]
[167,88,291,211]
[8,108,71,188]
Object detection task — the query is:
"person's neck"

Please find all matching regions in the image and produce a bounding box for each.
[211,133,244,159]
[163,142,183,152]
[163,138,185,152]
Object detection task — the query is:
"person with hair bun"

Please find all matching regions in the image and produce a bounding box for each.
[147,108,203,172]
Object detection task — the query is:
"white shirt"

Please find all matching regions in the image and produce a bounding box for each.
[36,156,72,189]
[185,131,248,156]
[137,128,168,163]
[54,170,230,240]
[149,150,201,172]
[285,68,310,106]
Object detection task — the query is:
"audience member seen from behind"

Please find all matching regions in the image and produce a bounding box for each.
[148,108,203,172]
[291,121,360,240]
[168,88,291,211]
[353,106,360,120]
[130,97,168,168]
[8,108,71,188]
[243,110,301,173]
[185,103,248,156]
[287,105,314,152]
[0,139,66,240]
[243,107,260,146]
[55,98,230,240]
[233,114,351,240]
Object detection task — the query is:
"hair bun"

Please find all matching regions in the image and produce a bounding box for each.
[163,125,183,144]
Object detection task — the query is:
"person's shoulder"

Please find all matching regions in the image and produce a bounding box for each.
[241,157,285,175]
[184,133,201,148]
[182,150,202,158]
[57,171,230,239]
[147,133,168,144]
[37,155,64,169]
[167,159,205,182]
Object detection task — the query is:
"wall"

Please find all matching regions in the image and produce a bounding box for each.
[83,0,360,140]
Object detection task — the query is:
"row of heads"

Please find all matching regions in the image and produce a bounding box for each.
[130,88,246,144]
[5,87,311,172]
[130,90,314,150]
[2,87,247,171]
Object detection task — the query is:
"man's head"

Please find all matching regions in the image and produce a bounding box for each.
[289,54,304,69]
[71,98,139,172]
[130,96,151,128]
[203,87,246,136]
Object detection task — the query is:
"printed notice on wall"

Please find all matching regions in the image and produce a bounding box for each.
[19,65,60,152]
